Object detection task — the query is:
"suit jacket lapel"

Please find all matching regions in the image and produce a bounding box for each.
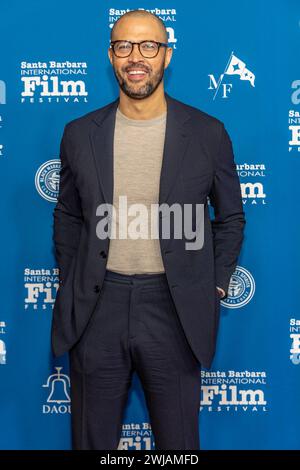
[89,96,119,207]
[89,92,191,208]
[159,93,191,205]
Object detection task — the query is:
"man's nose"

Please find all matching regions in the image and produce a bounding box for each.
[129,43,143,60]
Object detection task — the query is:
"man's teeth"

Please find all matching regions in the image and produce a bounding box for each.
[128,70,146,74]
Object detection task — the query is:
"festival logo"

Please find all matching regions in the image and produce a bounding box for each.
[0,80,6,104]
[118,423,153,450]
[208,52,255,100]
[290,318,300,365]
[20,61,88,104]
[237,163,267,206]
[42,367,71,414]
[201,370,268,412]
[221,266,255,308]
[289,79,300,153]
[35,159,60,202]
[108,7,177,49]
[24,267,59,311]
[0,321,7,365]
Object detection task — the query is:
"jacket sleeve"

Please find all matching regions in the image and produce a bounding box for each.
[52,125,84,285]
[208,123,246,298]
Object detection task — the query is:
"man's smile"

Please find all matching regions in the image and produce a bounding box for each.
[126,68,149,81]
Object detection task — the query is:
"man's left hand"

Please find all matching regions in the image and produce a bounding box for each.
[216,286,226,299]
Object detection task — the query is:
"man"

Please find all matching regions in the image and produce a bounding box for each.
[51,10,246,450]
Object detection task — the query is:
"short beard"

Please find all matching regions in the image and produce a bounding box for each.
[113,63,165,100]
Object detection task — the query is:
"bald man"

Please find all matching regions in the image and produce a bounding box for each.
[51,9,245,450]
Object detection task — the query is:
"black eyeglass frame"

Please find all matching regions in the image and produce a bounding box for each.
[110,40,169,58]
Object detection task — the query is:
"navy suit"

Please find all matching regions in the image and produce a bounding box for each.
[51,92,245,449]
[52,92,245,369]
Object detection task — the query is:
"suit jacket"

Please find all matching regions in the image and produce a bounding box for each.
[51,92,246,369]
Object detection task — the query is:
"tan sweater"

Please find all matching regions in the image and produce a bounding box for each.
[106,106,167,274]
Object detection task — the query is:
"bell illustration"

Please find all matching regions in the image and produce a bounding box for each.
[42,366,71,404]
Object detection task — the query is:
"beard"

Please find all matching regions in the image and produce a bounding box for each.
[113,62,165,100]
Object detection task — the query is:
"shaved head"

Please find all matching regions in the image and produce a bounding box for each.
[110,10,168,43]
[108,8,172,103]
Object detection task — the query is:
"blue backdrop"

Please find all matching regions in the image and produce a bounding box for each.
[0,0,299,450]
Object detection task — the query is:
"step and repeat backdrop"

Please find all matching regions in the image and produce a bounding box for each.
[0,0,299,450]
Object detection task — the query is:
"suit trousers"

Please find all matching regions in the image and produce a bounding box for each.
[69,269,202,450]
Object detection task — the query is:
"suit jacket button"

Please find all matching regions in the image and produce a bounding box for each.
[94,285,101,293]
[100,250,107,258]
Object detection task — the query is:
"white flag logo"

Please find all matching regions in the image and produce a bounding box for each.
[225,54,255,87]
[212,51,255,100]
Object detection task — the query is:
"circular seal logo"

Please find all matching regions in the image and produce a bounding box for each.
[221,266,255,309]
[35,159,61,202]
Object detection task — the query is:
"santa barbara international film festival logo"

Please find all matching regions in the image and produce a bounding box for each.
[42,367,71,414]
[0,79,6,104]
[289,318,300,365]
[208,52,255,100]
[0,321,7,365]
[24,268,59,311]
[118,423,154,450]
[0,79,6,157]
[289,79,300,153]
[108,7,177,48]
[220,265,255,309]
[237,162,267,206]
[20,61,88,104]
[200,370,268,413]
[35,159,61,202]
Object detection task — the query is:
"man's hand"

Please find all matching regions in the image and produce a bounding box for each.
[216,286,226,299]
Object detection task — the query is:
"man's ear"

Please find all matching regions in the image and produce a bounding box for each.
[164,47,173,69]
[108,48,113,65]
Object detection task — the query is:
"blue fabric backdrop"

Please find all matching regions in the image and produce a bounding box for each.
[0,0,299,450]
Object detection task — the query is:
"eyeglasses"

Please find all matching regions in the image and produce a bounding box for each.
[110,40,169,58]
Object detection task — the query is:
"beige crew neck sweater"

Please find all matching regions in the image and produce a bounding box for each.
[106,106,167,274]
